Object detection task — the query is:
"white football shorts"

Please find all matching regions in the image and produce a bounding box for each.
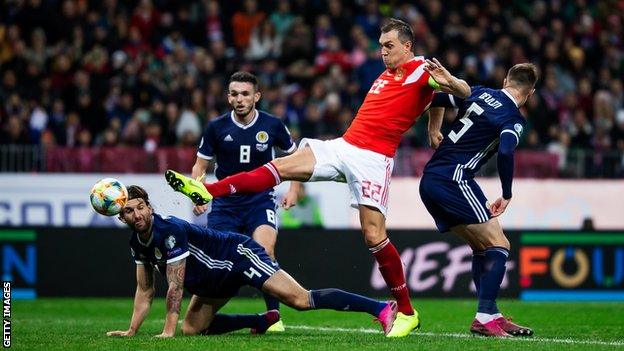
[299,137,393,216]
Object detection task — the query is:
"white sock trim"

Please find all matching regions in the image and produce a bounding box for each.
[475,312,495,324]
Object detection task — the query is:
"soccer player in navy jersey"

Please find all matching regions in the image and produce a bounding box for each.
[106,185,397,338]
[421,63,538,337]
[190,71,298,331]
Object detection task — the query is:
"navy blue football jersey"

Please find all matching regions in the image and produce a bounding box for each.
[197,110,295,206]
[424,86,526,180]
[129,214,258,295]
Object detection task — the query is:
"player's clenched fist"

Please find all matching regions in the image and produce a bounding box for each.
[428,131,444,149]
[281,189,298,209]
[193,204,209,215]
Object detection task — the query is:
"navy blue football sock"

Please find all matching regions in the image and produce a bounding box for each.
[264,291,280,311]
[472,251,486,294]
[309,288,386,317]
[202,313,265,335]
[477,247,509,315]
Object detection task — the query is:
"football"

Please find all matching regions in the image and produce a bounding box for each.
[90,178,128,216]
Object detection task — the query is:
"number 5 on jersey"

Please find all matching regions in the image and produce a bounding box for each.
[448,102,484,143]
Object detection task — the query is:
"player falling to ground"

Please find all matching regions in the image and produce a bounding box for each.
[189,71,297,332]
[421,63,537,337]
[106,186,397,338]
[164,18,470,337]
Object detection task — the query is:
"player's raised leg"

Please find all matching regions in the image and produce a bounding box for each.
[262,270,398,336]
[360,205,420,337]
[181,295,279,335]
[165,147,316,205]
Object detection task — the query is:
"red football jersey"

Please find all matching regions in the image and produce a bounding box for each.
[343,57,435,157]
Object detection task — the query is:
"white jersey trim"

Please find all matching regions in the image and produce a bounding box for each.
[282,143,297,154]
[501,89,519,108]
[500,129,519,145]
[135,260,146,265]
[402,61,426,86]
[166,251,190,264]
[196,151,213,160]
[449,95,457,108]
[230,109,259,129]
[136,233,153,247]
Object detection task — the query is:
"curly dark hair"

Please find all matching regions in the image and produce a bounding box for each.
[127,185,150,205]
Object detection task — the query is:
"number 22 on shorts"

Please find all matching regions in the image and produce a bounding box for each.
[361,180,382,203]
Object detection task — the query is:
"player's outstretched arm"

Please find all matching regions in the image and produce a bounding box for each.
[107,264,155,337]
[157,259,186,337]
[425,58,471,98]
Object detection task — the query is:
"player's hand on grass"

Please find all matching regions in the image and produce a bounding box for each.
[193,204,209,216]
[281,189,299,209]
[429,131,443,149]
[489,197,510,217]
[155,332,175,338]
[106,329,135,337]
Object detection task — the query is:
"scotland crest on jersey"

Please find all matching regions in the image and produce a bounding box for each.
[256,131,269,151]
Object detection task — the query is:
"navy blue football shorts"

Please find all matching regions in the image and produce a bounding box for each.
[419,173,492,232]
[208,198,278,236]
[185,238,280,298]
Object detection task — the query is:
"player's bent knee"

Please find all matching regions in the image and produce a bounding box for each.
[283,291,311,311]
[484,233,510,250]
[272,149,314,181]
[362,228,386,247]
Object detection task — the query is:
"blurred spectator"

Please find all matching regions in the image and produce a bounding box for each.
[0,115,29,144]
[231,0,265,50]
[0,0,620,178]
[130,0,160,43]
[315,35,351,74]
[270,0,295,40]
[246,20,281,61]
[205,0,224,44]
[355,1,382,40]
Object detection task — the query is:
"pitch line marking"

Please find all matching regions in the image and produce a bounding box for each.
[288,325,624,347]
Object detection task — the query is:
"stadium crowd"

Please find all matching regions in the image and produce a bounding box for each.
[0,0,623,176]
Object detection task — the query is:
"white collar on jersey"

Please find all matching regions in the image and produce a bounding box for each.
[136,231,153,247]
[230,109,259,129]
[388,56,423,74]
[501,89,519,108]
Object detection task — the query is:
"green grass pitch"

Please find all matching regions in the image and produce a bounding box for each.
[14,298,624,350]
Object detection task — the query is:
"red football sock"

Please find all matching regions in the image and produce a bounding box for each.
[370,238,414,315]
[204,162,281,198]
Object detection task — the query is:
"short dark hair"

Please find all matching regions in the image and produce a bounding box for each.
[381,18,414,47]
[127,185,150,205]
[229,71,258,91]
[506,63,538,90]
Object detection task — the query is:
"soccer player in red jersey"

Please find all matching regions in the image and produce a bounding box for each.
[166,18,470,337]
